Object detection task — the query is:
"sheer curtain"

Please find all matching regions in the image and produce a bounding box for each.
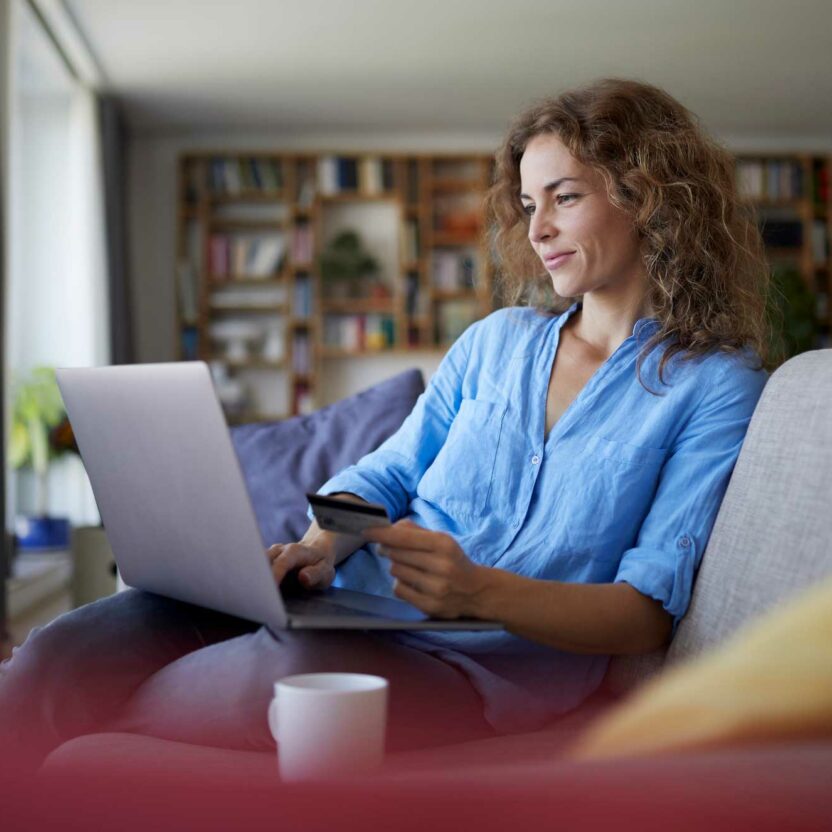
[5,0,109,528]
[1,0,11,635]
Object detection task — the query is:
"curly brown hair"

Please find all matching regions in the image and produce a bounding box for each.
[485,78,776,390]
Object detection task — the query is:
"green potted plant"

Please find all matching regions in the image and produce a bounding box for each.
[8,366,76,550]
[319,230,380,299]
[767,265,818,367]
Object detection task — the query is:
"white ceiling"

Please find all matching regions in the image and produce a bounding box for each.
[65,0,832,140]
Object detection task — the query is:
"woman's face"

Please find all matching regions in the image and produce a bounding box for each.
[519,134,645,299]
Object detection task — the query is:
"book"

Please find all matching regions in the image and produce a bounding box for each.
[209,234,230,278]
[360,157,383,194]
[293,276,313,318]
[291,223,314,264]
[736,159,804,200]
[317,157,339,196]
[224,159,242,194]
[246,236,286,277]
[322,314,395,351]
[405,273,420,316]
[337,158,359,190]
[176,260,200,324]
[291,331,312,374]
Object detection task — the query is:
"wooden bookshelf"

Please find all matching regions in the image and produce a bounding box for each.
[175,151,494,421]
[175,149,830,424]
[734,153,831,348]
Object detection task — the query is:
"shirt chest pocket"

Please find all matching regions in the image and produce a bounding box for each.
[560,435,667,555]
[417,398,507,520]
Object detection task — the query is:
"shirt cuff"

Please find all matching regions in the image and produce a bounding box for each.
[614,534,698,628]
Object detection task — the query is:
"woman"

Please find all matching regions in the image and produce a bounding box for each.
[0,78,772,774]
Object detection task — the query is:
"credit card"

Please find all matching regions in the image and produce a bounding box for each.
[307,493,391,534]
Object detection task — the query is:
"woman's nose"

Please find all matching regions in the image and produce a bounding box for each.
[528,208,555,243]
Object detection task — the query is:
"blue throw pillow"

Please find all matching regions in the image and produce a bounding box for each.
[230,369,425,546]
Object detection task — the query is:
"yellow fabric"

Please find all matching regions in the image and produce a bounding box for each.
[572,575,832,760]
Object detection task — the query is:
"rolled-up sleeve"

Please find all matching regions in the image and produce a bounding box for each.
[311,321,477,522]
[614,358,768,626]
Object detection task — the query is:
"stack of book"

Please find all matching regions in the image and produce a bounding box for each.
[432,251,477,291]
[323,315,395,351]
[209,157,283,195]
[736,159,804,200]
[317,156,395,196]
[209,233,286,279]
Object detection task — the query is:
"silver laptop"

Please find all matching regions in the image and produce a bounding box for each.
[56,362,502,632]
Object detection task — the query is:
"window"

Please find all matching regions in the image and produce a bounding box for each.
[5,0,109,527]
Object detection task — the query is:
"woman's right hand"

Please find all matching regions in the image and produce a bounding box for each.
[267,541,336,591]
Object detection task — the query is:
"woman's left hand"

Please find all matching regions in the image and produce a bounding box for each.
[364,520,489,619]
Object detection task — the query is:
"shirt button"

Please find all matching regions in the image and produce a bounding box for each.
[531,455,541,465]
[679,536,691,548]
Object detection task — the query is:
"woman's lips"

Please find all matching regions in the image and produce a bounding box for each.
[543,251,575,269]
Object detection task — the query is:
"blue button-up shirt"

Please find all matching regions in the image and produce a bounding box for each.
[316,302,768,732]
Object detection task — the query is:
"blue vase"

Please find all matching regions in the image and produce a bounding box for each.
[15,516,71,550]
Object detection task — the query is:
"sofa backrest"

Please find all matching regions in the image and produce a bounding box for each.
[606,349,832,692]
[230,369,425,547]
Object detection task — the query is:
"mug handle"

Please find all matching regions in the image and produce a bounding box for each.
[268,696,279,742]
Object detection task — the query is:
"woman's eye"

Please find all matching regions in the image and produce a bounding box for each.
[521,204,535,216]
[557,193,580,205]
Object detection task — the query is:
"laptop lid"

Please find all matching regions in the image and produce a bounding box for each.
[56,362,289,631]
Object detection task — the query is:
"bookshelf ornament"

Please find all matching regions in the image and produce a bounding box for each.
[319,230,379,299]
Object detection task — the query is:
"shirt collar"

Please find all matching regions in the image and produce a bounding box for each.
[563,300,660,340]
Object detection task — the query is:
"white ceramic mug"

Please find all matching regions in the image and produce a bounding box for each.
[268,673,388,781]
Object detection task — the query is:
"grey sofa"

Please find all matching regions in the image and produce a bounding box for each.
[27,350,832,830]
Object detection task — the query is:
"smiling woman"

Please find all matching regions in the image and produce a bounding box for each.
[486,78,774,385]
